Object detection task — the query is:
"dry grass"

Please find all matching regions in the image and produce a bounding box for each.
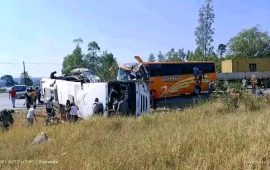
[1,98,270,169]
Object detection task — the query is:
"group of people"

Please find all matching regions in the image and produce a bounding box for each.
[108,87,130,115]
[8,87,42,109]
[64,99,80,122]
[24,87,42,110]
[25,87,42,127]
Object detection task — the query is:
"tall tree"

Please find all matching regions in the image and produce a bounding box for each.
[166,48,181,62]
[157,51,165,62]
[0,75,15,86]
[228,26,270,58]
[20,71,33,86]
[98,51,118,81]
[194,0,215,59]
[187,48,204,61]
[83,41,101,73]
[73,38,83,47]
[87,41,100,56]
[186,50,193,61]
[217,44,227,57]
[178,48,186,61]
[148,53,156,62]
[62,44,84,75]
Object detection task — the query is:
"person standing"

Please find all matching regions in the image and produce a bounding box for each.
[31,89,37,107]
[24,89,32,110]
[26,105,37,127]
[65,100,71,120]
[69,103,79,122]
[250,74,257,94]
[46,97,54,118]
[36,87,41,104]
[92,98,104,115]
[9,87,17,108]
[117,97,129,115]
[150,90,158,111]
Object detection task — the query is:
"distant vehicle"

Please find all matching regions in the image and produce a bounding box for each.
[10,85,27,99]
[117,56,217,99]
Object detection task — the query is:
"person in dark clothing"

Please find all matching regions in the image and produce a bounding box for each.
[93,98,104,115]
[65,100,71,120]
[24,89,32,110]
[36,87,41,104]
[150,89,158,111]
[46,97,54,118]
[198,70,203,85]
[117,98,129,115]
[193,67,199,82]
[0,109,14,130]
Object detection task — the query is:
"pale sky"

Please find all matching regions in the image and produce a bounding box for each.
[0,0,269,77]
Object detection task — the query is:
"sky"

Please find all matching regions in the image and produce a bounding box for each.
[0,0,269,78]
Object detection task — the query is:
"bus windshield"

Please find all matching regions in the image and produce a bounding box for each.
[117,63,148,81]
[117,68,129,81]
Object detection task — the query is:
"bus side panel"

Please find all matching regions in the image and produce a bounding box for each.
[41,78,57,101]
[76,83,107,119]
[149,72,217,98]
[136,82,150,117]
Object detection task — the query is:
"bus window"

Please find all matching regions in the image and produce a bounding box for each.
[148,64,162,77]
[161,64,183,76]
[196,63,215,73]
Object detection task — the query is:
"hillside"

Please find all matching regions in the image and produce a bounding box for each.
[1,96,270,169]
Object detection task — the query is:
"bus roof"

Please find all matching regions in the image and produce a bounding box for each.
[143,61,215,65]
[120,61,215,67]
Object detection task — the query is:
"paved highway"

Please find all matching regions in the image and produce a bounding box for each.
[0,93,27,110]
[0,93,45,110]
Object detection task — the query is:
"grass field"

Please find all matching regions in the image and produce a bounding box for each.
[1,95,270,169]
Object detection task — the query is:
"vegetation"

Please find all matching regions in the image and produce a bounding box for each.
[0,75,15,87]
[20,71,33,86]
[228,26,270,58]
[194,0,215,58]
[2,95,270,169]
[62,39,118,81]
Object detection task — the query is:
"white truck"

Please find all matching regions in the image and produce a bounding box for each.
[40,78,150,119]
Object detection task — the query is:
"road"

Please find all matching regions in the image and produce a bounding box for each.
[0,93,27,110]
[0,93,45,110]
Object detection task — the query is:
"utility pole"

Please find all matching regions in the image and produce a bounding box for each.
[23,61,26,85]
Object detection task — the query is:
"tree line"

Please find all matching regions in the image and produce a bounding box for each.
[62,38,118,81]
[147,0,270,72]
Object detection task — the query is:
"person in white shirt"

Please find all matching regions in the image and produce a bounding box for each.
[27,105,37,127]
[69,102,79,122]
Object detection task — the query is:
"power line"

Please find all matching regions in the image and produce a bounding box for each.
[0,62,62,65]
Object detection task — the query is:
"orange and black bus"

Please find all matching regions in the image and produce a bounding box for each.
[117,61,217,99]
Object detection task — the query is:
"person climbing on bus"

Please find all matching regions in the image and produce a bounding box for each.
[193,66,199,81]
[198,70,203,85]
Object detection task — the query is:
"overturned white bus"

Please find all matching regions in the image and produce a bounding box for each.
[40,77,150,119]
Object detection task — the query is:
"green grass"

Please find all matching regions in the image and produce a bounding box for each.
[1,97,270,169]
